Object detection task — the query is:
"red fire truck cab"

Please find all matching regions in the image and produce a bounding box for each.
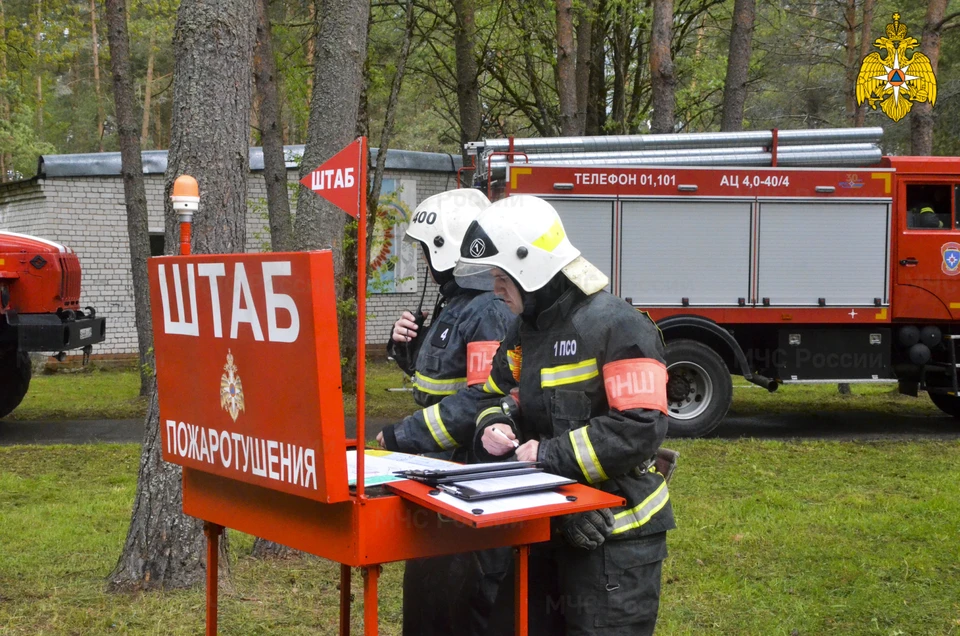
[502,156,960,436]
[0,231,106,418]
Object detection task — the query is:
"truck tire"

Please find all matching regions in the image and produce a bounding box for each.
[928,392,960,418]
[0,350,32,419]
[664,339,732,438]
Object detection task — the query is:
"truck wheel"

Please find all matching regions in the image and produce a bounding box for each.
[0,350,32,419]
[664,339,732,437]
[928,392,960,418]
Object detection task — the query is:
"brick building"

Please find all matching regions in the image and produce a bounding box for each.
[0,147,464,358]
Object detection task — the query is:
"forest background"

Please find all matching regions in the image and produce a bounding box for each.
[0,0,957,184]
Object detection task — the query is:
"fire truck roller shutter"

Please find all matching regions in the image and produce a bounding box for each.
[757,202,889,306]
[620,201,751,306]
[543,198,613,292]
[0,349,31,419]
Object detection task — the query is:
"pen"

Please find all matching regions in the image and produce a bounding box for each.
[494,427,519,448]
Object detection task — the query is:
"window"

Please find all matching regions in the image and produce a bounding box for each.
[906,184,952,230]
[150,233,165,256]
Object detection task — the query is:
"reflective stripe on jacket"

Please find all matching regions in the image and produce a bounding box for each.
[392,287,515,454]
[474,288,675,540]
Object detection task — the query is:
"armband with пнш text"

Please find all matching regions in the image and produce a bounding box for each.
[602,358,668,414]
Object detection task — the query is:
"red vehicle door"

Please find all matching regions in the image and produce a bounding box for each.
[893,178,960,320]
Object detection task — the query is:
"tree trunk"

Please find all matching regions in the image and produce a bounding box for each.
[104,0,154,400]
[556,0,577,136]
[35,0,43,134]
[573,0,593,137]
[294,0,369,392]
[649,0,675,133]
[854,0,875,127]
[91,0,105,151]
[720,0,755,131]
[141,33,156,145]
[249,0,302,561]
[0,0,9,181]
[910,0,947,156]
[843,0,858,124]
[254,0,294,253]
[584,0,605,136]
[368,0,415,217]
[109,0,256,592]
[452,0,480,181]
[306,1,315,108]
[610,3,629,133]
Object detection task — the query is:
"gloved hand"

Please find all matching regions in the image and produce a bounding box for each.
[559,509,615,550]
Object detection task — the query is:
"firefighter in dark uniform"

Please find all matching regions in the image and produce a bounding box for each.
[376,188,518,636]
[455,194,675,635]
[378,188,516,457]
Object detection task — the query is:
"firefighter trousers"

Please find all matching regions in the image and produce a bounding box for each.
[486,532,668,636]
[402,547,513,636]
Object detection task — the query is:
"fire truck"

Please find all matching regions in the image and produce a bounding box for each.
[467,128,960,436]
[0,231,106,418]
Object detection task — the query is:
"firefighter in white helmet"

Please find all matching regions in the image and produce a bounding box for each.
[379,188,516,456]
[455,194,675,635]
[378,188,518,635]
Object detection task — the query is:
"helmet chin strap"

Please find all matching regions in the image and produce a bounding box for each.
[519,271,573,322]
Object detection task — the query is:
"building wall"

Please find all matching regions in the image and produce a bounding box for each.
[0,165,460,355]
[0,180,51,238]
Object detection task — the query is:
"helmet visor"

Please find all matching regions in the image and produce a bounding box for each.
[453,260,496,286]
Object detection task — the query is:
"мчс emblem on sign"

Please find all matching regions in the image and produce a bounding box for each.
[855,13,937,123]
[220,349,245,422]
[942,243,960,276]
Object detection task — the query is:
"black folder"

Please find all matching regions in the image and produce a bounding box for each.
[394,461,539,486]
[434,471,576,501]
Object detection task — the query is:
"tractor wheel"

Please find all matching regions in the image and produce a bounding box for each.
[928,392,960,418]
[664,339,732,438]
[0,350,32,419]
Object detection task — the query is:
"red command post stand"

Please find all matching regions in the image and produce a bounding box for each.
[151,142,623,635]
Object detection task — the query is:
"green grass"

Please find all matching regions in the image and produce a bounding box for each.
[730,379,942,417]
[7,360,412,422]
[9,369,148,420]
[8,364,946,422]
[1,442,959,634]
[344,359,415,419]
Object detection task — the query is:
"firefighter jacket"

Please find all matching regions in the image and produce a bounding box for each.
[473,287,675,541]
[383,284,515,455]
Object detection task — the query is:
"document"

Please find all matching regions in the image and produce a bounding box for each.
[430,489,571,516]
[438,471,575,500]
[346,450,456,487]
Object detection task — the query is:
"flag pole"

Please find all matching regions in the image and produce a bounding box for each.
[356,136,368,501]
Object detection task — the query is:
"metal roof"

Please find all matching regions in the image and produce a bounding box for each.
[36,145,462,178]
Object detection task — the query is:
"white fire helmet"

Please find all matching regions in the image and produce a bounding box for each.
[454,195,609,294]
[403,188,491,273]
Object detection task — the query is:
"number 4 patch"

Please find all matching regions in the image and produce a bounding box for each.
[431,319,456,349]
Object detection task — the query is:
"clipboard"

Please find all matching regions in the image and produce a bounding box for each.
[387,479,625,528]
[436,471,576,500]
[394,461,539,482]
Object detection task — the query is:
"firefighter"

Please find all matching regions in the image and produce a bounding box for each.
[918,206,944,229]
[455,194,675,636]
[376,188,518,636]
[377,188,516,458]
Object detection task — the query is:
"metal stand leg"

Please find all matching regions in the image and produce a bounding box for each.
[340,564,352,636]
[515,545,530,636]
[362,565,380,636]
[204,522,222,636]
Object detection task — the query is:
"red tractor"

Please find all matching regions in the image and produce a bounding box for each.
[0,231,106,418]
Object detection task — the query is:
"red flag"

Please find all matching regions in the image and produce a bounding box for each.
[300,138,365,218]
